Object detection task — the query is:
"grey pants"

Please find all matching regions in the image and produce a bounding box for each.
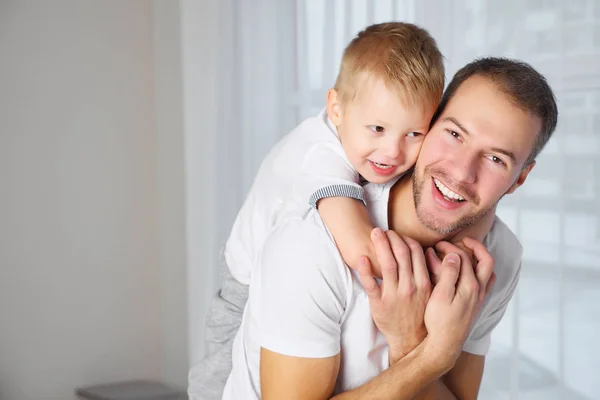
[188,267,249,400]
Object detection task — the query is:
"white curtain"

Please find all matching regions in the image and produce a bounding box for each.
[211,1,600,398]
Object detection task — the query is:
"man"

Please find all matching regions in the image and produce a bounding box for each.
[189,57,558,399]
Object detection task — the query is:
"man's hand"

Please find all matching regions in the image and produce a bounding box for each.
[422,241,495,372]
[357,228,431,364]
[426,238,496,309]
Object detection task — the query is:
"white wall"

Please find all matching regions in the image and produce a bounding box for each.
[152,0,189,388]
[178,0,222,367]
[0,1,188,398]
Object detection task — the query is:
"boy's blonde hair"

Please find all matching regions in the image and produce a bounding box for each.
[335,22,445,111]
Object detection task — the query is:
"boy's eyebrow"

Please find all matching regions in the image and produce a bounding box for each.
[370,119,390,126]
[442,117,517,164]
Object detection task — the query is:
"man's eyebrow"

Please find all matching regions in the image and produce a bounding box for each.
[441,117,517,164]
[491,147,517,164]
[441,117,471,136]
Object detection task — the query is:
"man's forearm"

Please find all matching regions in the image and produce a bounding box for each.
[332,340,447,400]
[413,380,457,400]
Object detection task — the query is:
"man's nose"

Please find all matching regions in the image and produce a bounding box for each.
[449,151,478,184]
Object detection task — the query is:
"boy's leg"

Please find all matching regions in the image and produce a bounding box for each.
[188,265,249,400]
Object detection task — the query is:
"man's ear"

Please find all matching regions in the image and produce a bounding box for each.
[326,88,342,126]
[506,160,536,195]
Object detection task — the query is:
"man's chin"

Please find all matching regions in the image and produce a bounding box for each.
[416,208,468,236]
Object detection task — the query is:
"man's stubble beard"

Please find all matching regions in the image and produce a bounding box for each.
[412,165,498,236]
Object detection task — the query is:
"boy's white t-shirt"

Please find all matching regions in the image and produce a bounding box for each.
[224,109,365,285]
[222,180,523,399]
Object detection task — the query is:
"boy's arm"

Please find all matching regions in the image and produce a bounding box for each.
[317,197,381,275]
[296,143,381,274]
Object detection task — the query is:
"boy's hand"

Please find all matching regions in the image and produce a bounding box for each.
[357,228,431,364]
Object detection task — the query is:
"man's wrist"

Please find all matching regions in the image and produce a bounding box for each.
[394,339,448,382]
[420,337,459,375]
[389,340,420,365]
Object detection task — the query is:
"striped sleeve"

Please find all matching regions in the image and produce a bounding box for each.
[308,184,366,209]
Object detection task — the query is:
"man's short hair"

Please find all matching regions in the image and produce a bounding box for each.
[430,57,558,166]
[334,22,445,111]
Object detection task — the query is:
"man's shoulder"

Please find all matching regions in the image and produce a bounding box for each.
[487,216,523,258]
[485,215,523,285]
[254,210,353,348]
[259,210,349,280]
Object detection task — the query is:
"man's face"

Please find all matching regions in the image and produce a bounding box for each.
[412,75,541,235]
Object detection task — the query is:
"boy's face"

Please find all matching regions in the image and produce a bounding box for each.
[412,75,540,234]
[327,77,434,184]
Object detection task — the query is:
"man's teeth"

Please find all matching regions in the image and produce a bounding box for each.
[373,162,393,169]
[434,178,465,201]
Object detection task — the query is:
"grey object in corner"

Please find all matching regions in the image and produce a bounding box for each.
[75,380,187,400]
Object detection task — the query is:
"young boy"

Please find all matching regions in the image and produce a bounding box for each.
[224,22,445,286]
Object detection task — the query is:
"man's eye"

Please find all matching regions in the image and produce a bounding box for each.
[489,155,505,165]
[407,132,423,137]
[369,125,385,133]
[449,130,461,139]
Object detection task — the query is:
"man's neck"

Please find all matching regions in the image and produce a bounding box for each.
[388,174,448,249]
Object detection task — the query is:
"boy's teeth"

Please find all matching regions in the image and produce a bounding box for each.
[434,178,465,201]
[373,162,392,169]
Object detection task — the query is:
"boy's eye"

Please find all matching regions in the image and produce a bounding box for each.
[407,131,423,137]
[369,125,385,133]
[448,130,461,140]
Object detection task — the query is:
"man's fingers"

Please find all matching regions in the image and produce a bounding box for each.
[430,253,460,302]
[357,256,381,300]
[453,240,476,265]
[371,228,398,287]
[461,237,493,266]
[435,241,477,288]
[461,237,495,294]
[435,241,469,265]
[425,247,443,285]
[402,235,429,290]
[482,271,497,304]
[385,231,412,286]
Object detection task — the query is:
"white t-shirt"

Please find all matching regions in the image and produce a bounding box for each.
[224,109,364,285]
[222,180,523,399]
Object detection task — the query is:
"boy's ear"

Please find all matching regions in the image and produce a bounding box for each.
[326,88,342,126]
